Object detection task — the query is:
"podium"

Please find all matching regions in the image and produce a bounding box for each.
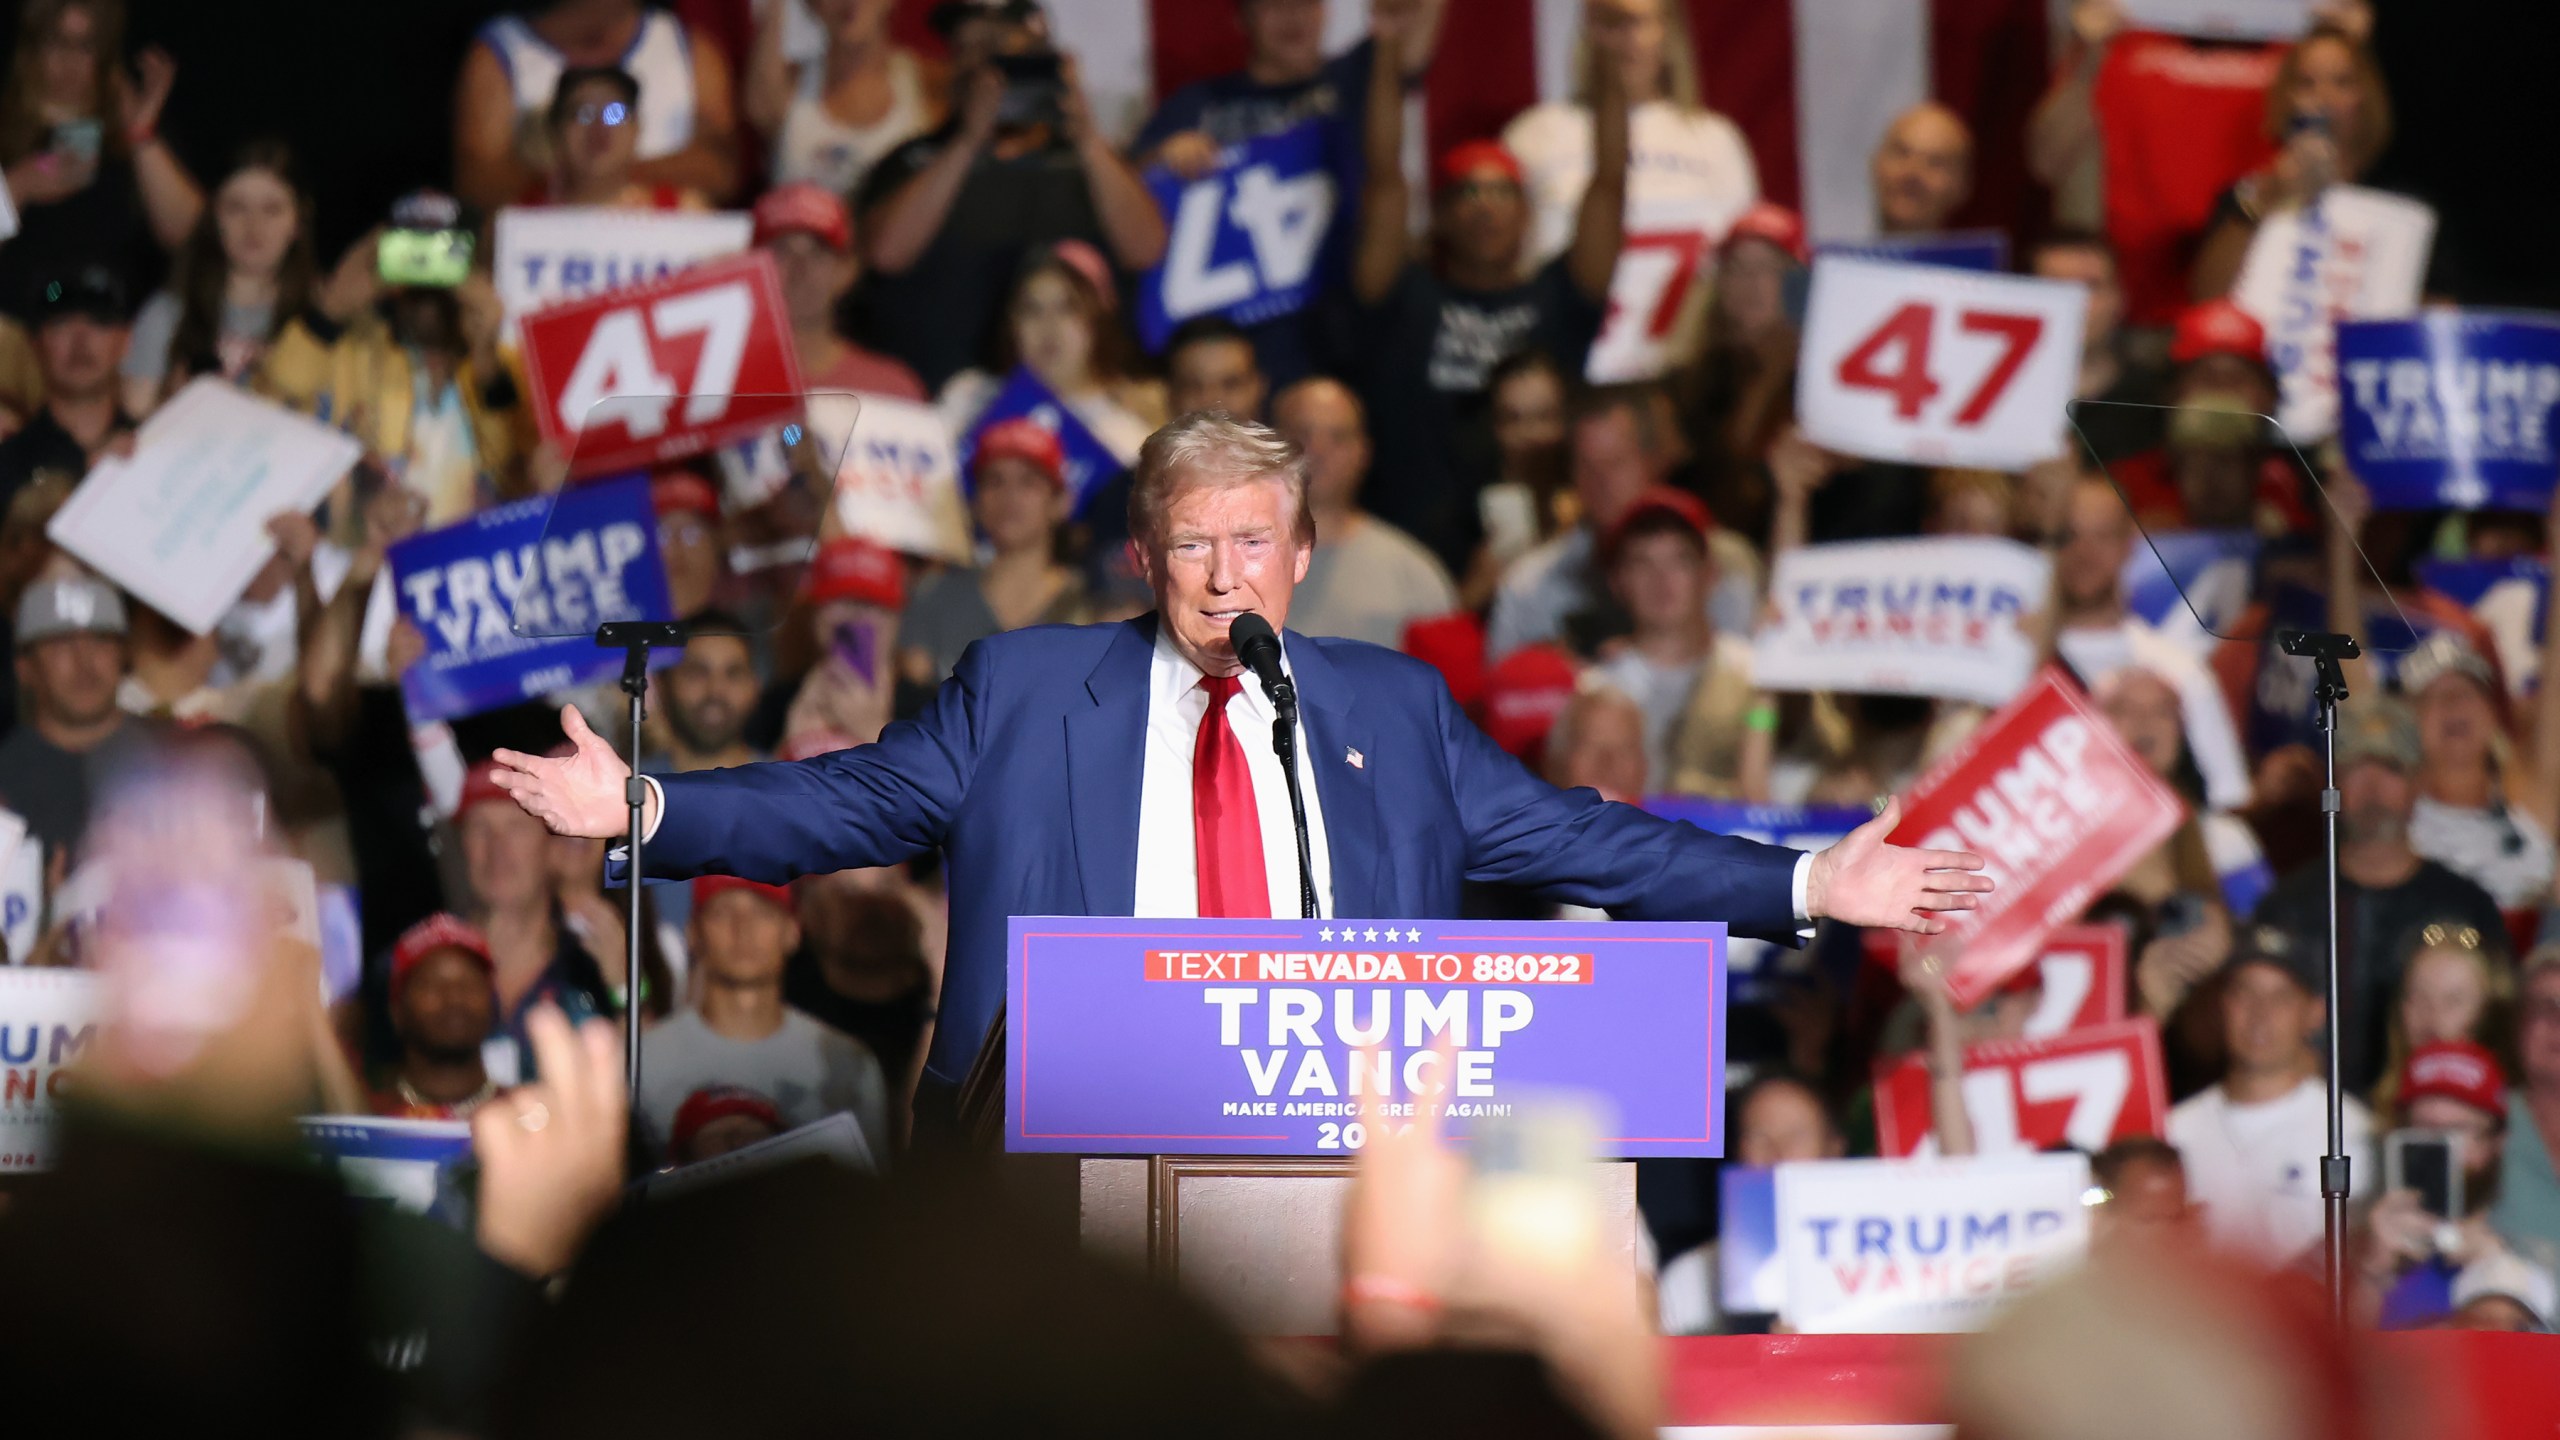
[977,917,1722,1335]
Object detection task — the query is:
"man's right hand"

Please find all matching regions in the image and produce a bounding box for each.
[490,705,646,839]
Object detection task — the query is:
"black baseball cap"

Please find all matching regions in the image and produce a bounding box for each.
[35,266,127,326]
[2227,923,2325,997]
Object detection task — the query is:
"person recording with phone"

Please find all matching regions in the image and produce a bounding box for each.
[2357,1040,2556,1329]
[854,0,1168,390]
[0,0,200,330]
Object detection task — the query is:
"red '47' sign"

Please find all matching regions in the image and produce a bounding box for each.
[1873,1016,2169,1158]
[519,250,805,478]
[1864,921,2128,1038]
[1797,255,2085,470]
[1889,667,2184,1009]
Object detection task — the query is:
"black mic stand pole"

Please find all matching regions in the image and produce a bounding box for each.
[1266,676,1319,921]
[599,620,685,1104]
[2282,628,2360,1331]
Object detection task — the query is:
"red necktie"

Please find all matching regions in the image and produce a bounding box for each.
[1193,674,1269,917]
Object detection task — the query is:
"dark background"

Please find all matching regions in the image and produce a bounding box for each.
[0,0,2547,305]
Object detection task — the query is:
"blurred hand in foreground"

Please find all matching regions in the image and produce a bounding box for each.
[471,1004,627,1278]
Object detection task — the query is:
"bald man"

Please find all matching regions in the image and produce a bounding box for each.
[1272,377,1459,649]
[1871,102,1973,235]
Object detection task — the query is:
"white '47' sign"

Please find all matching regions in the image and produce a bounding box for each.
[1798,255,2087,471]
[1136,123,1335,351]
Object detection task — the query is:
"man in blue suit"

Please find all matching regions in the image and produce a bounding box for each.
[492,413,1991,1106]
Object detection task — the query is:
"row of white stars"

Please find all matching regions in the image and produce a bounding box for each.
[1316,927,1424,942]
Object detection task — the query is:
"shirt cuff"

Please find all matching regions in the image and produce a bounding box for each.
[641,774,664,843]
[1791,851,1815,940]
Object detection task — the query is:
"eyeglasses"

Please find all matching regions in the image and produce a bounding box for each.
[573,101,631,129]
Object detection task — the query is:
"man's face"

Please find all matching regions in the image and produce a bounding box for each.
[1273,382,1369,514]
[1551,695,1647,800]
[2222,962,2319,1077]
[1140,474,1311,676]
[1871,105,1971,234]
[2033,243,2122,356]
[37,315,125,402]
[1169,338,1268,422]
[18,631,122,730]
[2414,673,2499,771]
[2406,1094,2502,1179]
[658,510,722,620]
[461,799,555,911]
[2520,968,2560,1095]
[2171,353,2278,416]
[2057,481,2132,610]
[2094,1156,2194,1248]
[769,231,857,333]
[663,634,758,758]
[1610,529,1708,638]
[2100,670,2184,781]
[1736,1081,1841,1167]
[972,456,1065,553]
[693,889,800,986]
[395,949,496,1061]
[1240,0,1327,81]
[1435,165,1530,275]
[1570,408,1658,531]
[1492,365,1567,470]
[2339,758,2415,846]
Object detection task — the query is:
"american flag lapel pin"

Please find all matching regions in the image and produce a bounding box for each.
[1345,746,1365,770]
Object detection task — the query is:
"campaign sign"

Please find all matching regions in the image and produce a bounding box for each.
[1006,916,1726,1157]
[1776,1152,2091,1333]
[389,474,675,722]
[2116,0,2310,38]
[2248,582,2468,753]
[1872,1017,2170,1159]
[493,205,752,330]
[958,367,1130,517]
[1646,799,1869,1003]
[2231,185,2435,442]
[1587,195,1725,384]
[1815,230,2008,273]
[830,392,972,564]
[1719,1165,1784,1316]
[1799,256,2086,470]
[1753,536,2053,706]
[299,1115,475,1224]
[1888,668,2186,1007]
[2122,528,2257,634]
[2337,312,2560,511]
[2418,556,2547,698]
[1864,922,2128,1041]
[518,250,807,479]
[0,969,98,1171]
[1136,123,1335,351]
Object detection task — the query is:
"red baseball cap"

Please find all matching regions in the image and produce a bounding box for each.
[2170,299,2267,366]
[692,873,797,918]
[1725,202,1809,264]
[457,759,513,819]
[390,912,495,1001]
[1602,485,1714,563]
[1435,139,1524,193]
[670,1084,784,1156]
[1479,644,1581,762]
[804,537,906,610]
[973,416,1066,488]
[651,470,722,521]
[1402,611,1487,712]
[753,182,852,253]
[2401,1040,2507,1123]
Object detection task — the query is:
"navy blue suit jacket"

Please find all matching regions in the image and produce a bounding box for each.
[633,618,1804,1084]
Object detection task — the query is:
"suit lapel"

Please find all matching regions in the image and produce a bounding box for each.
[1286,631,1381,919]
[1064,618,1155,915]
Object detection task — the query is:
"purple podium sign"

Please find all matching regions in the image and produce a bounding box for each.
[1004,917,1727,1157]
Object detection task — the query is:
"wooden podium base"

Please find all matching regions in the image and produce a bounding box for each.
[1078,1155,1640,1336]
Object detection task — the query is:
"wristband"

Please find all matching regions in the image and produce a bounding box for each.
[126,123,157,150]
[1342,1273,1442,1314]
[1745,703,1779,734]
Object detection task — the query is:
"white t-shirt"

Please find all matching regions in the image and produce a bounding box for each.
[1502,99,1759,381]
[2168,1075,2374,1268]
[2410,794,2556,910]
[1290,515,1458,651]
[1593,630,1754,794]
[480,9,700,163]
[636,1006,890,1160]
[774,48,932,200]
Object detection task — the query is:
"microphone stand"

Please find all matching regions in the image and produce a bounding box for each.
[599,620,684,1104]
[2281,627,2359,1331]
[1257,671,1319,921]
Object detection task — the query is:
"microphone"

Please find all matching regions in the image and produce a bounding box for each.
[1225,612,1318,919]
[1228,612,1290,705]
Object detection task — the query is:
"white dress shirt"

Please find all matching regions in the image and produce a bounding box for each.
[1133,625,1335,919]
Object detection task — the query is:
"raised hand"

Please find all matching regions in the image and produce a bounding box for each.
[471,1004,628,1277]
[1803,797,1994,934]
[489,704,638,839]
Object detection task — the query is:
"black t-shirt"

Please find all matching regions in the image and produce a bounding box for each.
[852,127,1112,391]
[2252,855,2507,1094]
[1343,256,1605,574]
[0,157,162,325]
[784,949,932,1095]
[0,717,155,863]
[0,405,122,513]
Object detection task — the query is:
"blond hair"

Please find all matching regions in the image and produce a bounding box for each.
[1126,410,1313,556]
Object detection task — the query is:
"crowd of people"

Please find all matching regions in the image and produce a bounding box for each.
[0,0,2555,1433]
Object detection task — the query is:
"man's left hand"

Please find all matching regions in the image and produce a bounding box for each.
[1803,797,1992,934]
